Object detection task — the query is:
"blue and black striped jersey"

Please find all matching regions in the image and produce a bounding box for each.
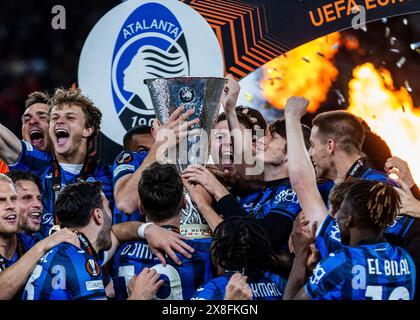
[112,238,213,300]
[238,178,334,250]
[191,271,287,300]
[21,242,106,300]
[305,242,416,300]
[112,151,148,224]
[239,178,333,220]
[316,168,416,259]
[9,141,114,238]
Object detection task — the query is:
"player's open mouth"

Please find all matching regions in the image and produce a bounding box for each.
[29,211,41,224]
[4,214,17,223]
[29,129,45,148]
[220,149,234,165]
[55,129,70,147]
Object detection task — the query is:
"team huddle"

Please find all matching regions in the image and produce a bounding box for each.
[0,76,419,300]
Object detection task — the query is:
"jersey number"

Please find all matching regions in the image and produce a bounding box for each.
[24,265,43,300]
[118,264,183,300]
[365,286,410,300]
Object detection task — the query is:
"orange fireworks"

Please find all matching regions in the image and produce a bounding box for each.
[348,63,420,184]
[260,32,341,112]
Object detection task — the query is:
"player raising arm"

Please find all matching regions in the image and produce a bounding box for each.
[284,96,329,230]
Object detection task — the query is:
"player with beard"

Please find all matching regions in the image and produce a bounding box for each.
[0,87,113,237]
[6,171,43,237]
[21,181,166,300]
[184,119,333,253]
[0,174,80,300]
[21,91,51,152]
[112,163,213,300]
[0,88,195,265]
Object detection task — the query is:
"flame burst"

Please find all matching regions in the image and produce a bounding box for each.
[348,63,420,184]
[260,32,341,112]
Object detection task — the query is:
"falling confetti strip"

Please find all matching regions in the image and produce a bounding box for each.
[396,57,406,68]
[404,81,413,93]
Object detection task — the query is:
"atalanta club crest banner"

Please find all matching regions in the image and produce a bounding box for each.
[78,0,224,145]
[78,0,419,148]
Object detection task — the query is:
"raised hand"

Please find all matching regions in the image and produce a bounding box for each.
[284,96,310,119]
[221,74,240,113]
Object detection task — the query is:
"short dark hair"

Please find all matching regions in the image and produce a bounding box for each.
[211,216,279,277]
[268,119,311,151]
[6,171,43,193]
[138,162,184,222]
[25,91,50,110]
[55,181,104,228]
[123,125,152,150]
[236,106,267,132]
[312,111,365,154]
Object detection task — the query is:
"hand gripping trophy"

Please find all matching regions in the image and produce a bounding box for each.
[144,77,226,238]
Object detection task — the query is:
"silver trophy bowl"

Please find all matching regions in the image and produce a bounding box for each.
[144,77,226,238]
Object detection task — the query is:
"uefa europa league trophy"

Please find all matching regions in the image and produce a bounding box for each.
[144,77,226,238]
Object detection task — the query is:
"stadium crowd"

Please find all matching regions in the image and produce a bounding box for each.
[0,75,419,300]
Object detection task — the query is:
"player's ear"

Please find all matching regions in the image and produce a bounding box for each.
[92,207,103,225]
[327,139,336,154]
[82,126,94,139]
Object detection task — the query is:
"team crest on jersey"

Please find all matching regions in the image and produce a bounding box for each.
[85,259,101,277]
[78,0,223,145]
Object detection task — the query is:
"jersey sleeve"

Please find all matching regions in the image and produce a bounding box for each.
[9,140,51,174]
[191,280,224,300]
[304,251,348,300]
[112,151,147,185]
[67,253,107,300]
[315,215,344,259]
[17,233,38,252]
